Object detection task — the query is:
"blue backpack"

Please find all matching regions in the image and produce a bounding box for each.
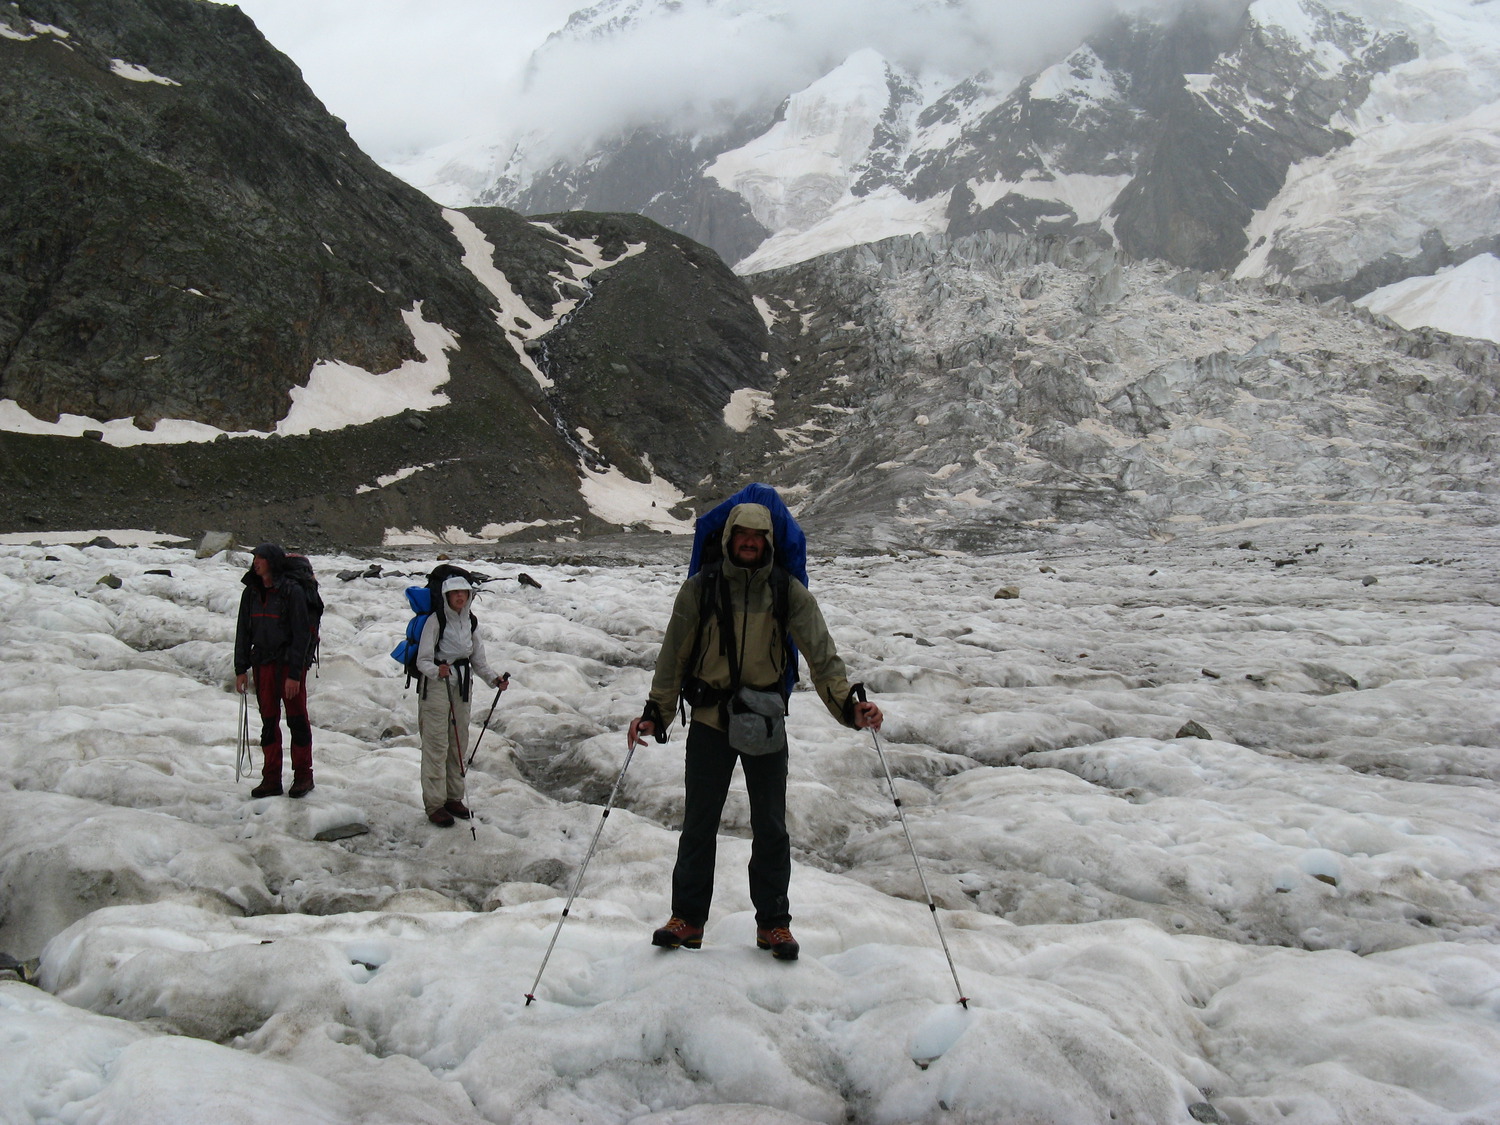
[687,483,808,697]
[390,564,477,686]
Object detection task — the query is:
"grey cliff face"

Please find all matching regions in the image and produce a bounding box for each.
[1111,5,1416,270]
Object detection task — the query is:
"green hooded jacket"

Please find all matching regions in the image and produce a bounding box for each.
[648,502,855,733]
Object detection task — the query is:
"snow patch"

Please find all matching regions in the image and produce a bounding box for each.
[1356,252,1500,343]
[0,304,456,445]
[445,209,649,391]
[0,529,187,547]
[724,388,775,432]
[444,208,554,389]
[109,59,180,86]
[968,172,1130,224]
[0,14,68,40]
[355,462,450,495]
[382,520,573,547]
[279,305,456,434]
[577,465,693,532]
[736,186,950,275]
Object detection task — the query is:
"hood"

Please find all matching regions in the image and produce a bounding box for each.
[440,574,474,627]
[246,542,286,583]
[721,502,775,569]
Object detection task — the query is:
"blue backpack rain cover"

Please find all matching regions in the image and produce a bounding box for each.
[688,482,808,695]
[390,586,435,684]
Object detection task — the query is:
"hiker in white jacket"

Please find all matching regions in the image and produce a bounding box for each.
[415,575,507,826]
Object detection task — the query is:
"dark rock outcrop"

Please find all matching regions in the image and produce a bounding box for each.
[479,122,774,269]
[0,0,773,546]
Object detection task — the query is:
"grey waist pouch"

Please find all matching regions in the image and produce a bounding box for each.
[726,687,787,755]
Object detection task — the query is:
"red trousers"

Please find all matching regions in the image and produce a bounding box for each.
[254,663,312,784]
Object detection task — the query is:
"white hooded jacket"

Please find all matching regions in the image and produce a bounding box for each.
[415,576,499,684]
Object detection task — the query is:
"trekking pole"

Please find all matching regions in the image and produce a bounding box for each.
[857,685,969,1008]
[236,687,251,782]
[524,738,639,1006]
[467,673,509,768]
[444,675,476,841]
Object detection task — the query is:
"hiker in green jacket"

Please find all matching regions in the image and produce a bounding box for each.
[628,502,881,960]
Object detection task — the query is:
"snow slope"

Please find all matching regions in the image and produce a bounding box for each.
[1237,0,1500,306]
[1356,252,1500,342]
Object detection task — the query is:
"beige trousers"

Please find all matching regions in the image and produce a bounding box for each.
[418,676,468,813]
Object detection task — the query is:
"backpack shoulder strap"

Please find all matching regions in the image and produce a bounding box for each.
[769,565,795,698]
[685,561,721,673]
[769,565,790,631]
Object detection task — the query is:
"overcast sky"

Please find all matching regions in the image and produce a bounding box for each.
[222,0,579,162]
[220,0,1221,169]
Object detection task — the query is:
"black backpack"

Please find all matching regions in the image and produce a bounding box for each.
[281,554,324,668]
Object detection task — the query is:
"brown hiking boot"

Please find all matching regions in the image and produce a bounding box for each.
[250,780,283,798]
[427,807,455,827]
[444,800,471,819]
[651,916,704,949]
[288,777,315,799]
[756,926,800,961]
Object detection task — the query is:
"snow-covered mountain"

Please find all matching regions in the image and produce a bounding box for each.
[414,0,1500,338]
[4,0,1495,553]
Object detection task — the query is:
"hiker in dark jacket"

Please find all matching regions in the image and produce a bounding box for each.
[234,543,314,798]
[627,502,882,961]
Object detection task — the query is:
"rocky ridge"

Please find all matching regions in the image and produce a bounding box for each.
[742,230,1500,552]
[0,0,768,546]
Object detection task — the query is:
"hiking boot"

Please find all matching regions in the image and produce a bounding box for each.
[444,800,472,819]
[427,807,455,827]
[250,780,283,798]
[288,777,315,799]
[651,916,704,950]
[756,926,800,961]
